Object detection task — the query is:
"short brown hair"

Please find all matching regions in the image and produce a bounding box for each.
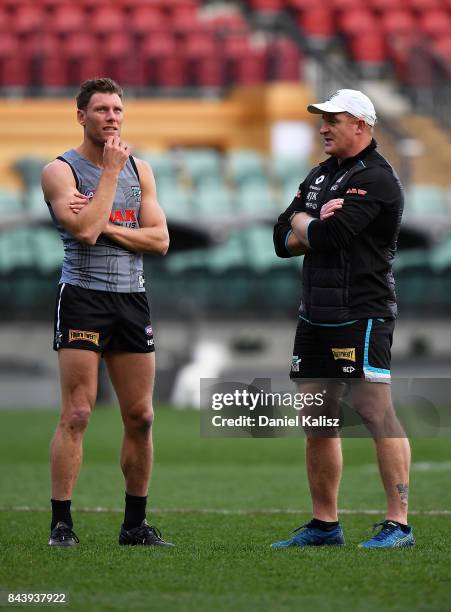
[76,77,123,110]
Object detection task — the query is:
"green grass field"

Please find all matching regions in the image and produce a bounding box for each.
[1,407,450,611]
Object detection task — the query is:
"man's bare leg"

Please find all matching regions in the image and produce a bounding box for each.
[105,351,155,497]
[51,349,99,500]
[351,381,411,524]
[302,382,345,522]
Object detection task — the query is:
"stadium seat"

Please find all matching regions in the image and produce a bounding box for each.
[138,32,179,85]
[102,32,137,86]
[195,57,225,87]
[235,50,268,84]
[381,10,417,35]
[332,0,364,11]
[0,34,29,87]
[270,38,302,81]
[31,229,64,273]
[228,151,266,186]
[271,157,308,190]
[0,188,24,215]
[171,4,200,34]
[181,149,223,186]
[408,0,443,13]
[89,6,125,35]
[237,182,276,215]
[46,4,87,36]
[128,5,168,36]
[338,10,377,36]
[405,184,446,216]
[298,8,336,43]
[193,187,235,218]
[12,4,44,36]
[63,32,102,85]
[350,33,388,67]
[419,11,451,39]
[369,0,406,12]
[248,0,285,12]
[242,226,282,272]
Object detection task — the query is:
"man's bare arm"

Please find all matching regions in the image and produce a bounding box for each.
[41,136,129,245]
[102,159,169,255]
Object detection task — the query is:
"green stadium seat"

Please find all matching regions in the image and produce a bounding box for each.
[227,150,266,186]
[192,186,235,217]
[242,226,284,272]
[0,188,24,215]
[141,152,177,185]
[27,186,50,218]
[14,158,47,189]
[271,157,308,188]
[181,149,222,185]
[405,185,446,216]
[158,185,193,220]
[31,229,64,272]
[236,182,276,215]
[0,229,34,272]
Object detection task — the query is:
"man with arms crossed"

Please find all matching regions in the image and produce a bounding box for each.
[42,78,173,547]
[272,89,414,549]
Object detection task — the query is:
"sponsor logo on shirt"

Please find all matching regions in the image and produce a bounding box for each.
[346,188,367,196]
[342,365,355,373]
[145,325,153,336]
[315,175,325,184]
[109,209,137,224]
[69,330,100,346]
[331,347,356,362]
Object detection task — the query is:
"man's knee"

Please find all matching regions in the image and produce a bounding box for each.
[60,403,92,434]
[123,402,154,435]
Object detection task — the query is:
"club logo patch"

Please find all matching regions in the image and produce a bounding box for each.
[291,355,301,372]
[131,186,142,203]
[84,189,96,199]
[331,348,356,362]
[145,325,153,336]
[69,330,100,346]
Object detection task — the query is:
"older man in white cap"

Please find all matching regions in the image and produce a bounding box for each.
[272,90,414,549]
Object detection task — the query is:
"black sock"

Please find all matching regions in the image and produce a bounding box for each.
[51,499,72,530]
[124,493,147,530]
[308,518,339,532]
[387,520,410,533]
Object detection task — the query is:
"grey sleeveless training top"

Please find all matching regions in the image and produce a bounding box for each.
[48,149,145,293]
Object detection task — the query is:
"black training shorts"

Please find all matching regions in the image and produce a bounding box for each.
[53,283,155,353]
[290,317,394,383]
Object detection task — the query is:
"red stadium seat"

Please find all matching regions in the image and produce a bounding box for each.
[288,0,318,10]
[171,4,200,34]
[339,10,377,36]
[298,8,335,40]
[369,0,406,12]
[195,57,225,87]
[183,32,218,60]
[271,38,302,81]
[102,32,138,86]
[89,6,125,35]
[128,5,167,36]
[0,33,29,86]
[419,11,451,39]
[63,32,102,85]
[350,32,388,63]
[45,5,87,36]
[235,51,267,85]
[155,56,187,87]
[408,0,443,13]
[137,32,179,85]
[381,10,417,35]
[332,0,365,12]
[206,11,248,33]
[12,4,44,36]
[248,0,285,12]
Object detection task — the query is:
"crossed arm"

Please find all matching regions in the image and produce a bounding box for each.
[41,154,169,255]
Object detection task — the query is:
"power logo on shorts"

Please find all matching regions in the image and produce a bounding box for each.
[331,347,356,362]
[69,330,100,346]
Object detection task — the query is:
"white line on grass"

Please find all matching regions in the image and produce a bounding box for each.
[1,506,450,516]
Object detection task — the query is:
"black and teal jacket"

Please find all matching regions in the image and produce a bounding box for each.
[273,140,404,324]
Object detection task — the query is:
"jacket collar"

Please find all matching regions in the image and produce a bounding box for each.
[320,138,377,171]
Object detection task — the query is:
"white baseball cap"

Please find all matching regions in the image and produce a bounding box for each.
[307,89,377,126]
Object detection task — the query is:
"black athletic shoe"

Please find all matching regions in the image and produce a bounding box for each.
[119,520,175,547]
[48,521,79,547]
